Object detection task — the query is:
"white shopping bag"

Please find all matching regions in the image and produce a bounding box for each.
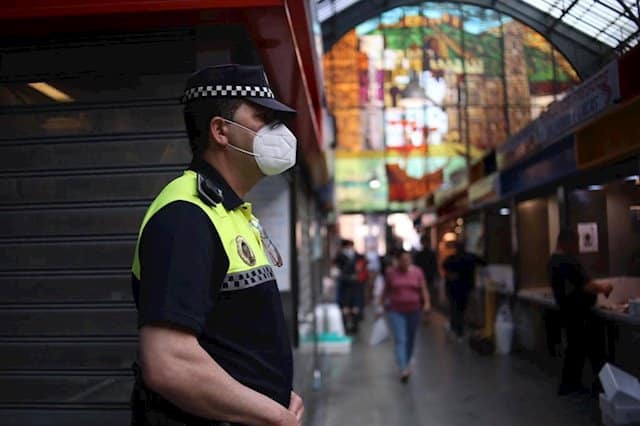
[373,275,384,299]
[369,317,390,346]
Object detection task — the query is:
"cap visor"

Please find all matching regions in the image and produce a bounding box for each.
[247,97,296,116]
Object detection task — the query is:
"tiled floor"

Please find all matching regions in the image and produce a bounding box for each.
[307,311,600,426]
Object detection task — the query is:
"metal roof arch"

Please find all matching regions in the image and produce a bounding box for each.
[319,0,616,79]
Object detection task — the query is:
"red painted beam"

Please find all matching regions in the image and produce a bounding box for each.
[284,0,323,130]
[244,6,328,187]
[0,0,282,20]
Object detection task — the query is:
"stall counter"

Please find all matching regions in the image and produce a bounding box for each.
[517,277,640,326]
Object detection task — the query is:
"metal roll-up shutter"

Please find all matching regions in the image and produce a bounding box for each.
[0,29,195,425]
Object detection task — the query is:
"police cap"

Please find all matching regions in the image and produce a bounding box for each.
[181,64,296,116]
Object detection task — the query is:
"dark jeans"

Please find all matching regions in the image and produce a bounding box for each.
[388,310,422,371]
[447,287,469,337]
[338,280,364,311]
[561,312,605,389]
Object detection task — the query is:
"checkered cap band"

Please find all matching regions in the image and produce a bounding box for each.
[182,85,275,103]
[221,265,275,292]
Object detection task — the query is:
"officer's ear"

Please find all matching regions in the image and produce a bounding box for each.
[209,116,229,147]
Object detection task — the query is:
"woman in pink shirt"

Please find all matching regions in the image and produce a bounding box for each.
[379,250,430,382]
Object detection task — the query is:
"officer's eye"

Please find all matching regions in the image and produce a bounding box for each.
[255,109,276,124]
[269,120,283,129]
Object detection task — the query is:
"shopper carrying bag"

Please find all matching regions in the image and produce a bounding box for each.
[369,316,390,346]
[378,250,430,383]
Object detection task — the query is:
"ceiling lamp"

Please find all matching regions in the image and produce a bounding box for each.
[368,173,382,189]
[27,82,74,103]
[398,71,426,108]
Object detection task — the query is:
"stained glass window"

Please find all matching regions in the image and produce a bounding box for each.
[323,3,581,212]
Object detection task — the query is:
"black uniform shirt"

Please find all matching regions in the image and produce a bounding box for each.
[413,248,438,284]
[443,252,486,292]
[548,252,596,313]
[333,251,357,283]
[131,158,293,415]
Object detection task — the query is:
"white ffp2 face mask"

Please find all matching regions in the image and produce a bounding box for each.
[223,119,297,176]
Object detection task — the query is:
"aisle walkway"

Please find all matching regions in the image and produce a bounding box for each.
[308,312,600,426]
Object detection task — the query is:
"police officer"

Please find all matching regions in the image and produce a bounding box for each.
[131,64,303,425]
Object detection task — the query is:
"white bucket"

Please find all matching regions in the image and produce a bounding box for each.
[315,303,346,336]
[495,321,514,354]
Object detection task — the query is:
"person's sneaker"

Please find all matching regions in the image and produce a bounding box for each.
[351,321,359,334]
[344,318,354,334]
[400,365,411,383]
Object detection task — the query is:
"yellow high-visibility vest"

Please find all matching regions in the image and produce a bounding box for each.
[132,170,273,290]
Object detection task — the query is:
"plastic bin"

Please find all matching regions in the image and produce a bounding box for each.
[298,304,352,355]
[494,303,514,355]
[495,321,514,354]
[299,332,352,354]
[315,303,345,336]
[599,363,640,425]
[600,363,640,405]
[600,393,640,425]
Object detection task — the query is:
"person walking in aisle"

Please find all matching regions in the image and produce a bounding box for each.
[442,242,486,340]
[333,239,367,334]
[378,250,430,383]
[413,233,439,313]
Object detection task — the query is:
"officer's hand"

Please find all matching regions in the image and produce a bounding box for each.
[288,391,304,425]
[273,408,298,426]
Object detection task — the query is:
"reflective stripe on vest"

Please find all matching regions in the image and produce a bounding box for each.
[131,170,272,291]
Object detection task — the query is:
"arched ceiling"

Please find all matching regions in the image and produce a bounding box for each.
[317,0,640,79]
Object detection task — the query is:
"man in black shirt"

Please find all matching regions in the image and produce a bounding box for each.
[548,229,612,396]
[333,239,365,333]
[443,242,486,338]
[414,234,439,309]
[131,65,303,425]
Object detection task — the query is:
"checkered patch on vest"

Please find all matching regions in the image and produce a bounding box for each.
[221,265,275,292]
[182,85,275,103]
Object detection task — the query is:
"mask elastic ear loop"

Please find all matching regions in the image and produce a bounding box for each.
[221,118,262,157]
[227,142,260,157]
[221,118,257,135]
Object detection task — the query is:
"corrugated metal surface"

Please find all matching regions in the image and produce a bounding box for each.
[0,30,194,424]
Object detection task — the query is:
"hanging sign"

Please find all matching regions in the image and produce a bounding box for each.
[537,61,619,144]
[498,60,619,170]
[578,222,599,253]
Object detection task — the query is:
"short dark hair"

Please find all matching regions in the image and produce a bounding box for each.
[340,239,354,248]
[183,98,245,156]
[395,249,410,259]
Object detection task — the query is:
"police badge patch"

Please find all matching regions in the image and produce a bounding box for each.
[249,218,283,268]
[236,236,256,266]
